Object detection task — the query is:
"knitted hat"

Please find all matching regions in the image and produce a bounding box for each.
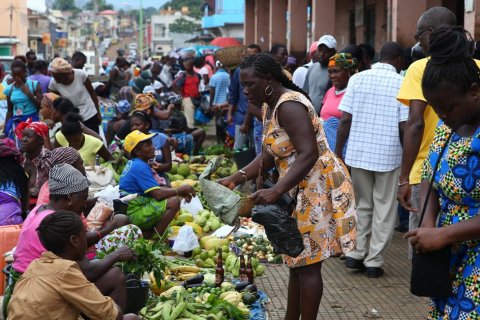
[49,163,89,195]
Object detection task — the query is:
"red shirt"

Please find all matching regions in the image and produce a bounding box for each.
[183,73,200,98]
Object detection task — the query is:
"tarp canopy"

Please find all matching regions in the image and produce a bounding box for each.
[211,37,242,47]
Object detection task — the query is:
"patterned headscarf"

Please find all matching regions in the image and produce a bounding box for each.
[0,138,24,164]
[43,92,59,106]
[49,57,73,74]
[328,53,358,71]
[116,100,131,114]
[134,93,157,112]
[48,147,81,167]
[15,118,49,140]
[49,163,89,195]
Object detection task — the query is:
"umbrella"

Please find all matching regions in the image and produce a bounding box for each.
[179,45,219,57]
[211,37,242,47]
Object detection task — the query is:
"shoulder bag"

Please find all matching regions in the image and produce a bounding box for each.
[410,132,453,298]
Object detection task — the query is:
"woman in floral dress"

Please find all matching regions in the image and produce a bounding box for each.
[220,53,356,320]
[405,26,480,319]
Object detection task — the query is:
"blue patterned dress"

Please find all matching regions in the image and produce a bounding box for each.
[423,122,480,319]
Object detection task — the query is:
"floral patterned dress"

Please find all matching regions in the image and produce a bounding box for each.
[262,91,357,268]
[423,123,480,320]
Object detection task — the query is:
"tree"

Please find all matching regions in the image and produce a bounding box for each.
[52,0,78,11]
[170,17,201,34]
[84,0,114,11]
[162,0,203,20]
[129,7,159,25]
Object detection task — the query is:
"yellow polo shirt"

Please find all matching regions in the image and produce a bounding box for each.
[397,58,438,185]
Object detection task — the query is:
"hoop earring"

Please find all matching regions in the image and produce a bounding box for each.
[265,85,273,96]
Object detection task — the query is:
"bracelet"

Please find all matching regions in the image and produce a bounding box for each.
[238,169,247,183]
[398,181,410,186]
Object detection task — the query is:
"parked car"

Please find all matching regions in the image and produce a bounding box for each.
[128,43,138,50]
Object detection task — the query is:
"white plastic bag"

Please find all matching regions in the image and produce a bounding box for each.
[180,196,203,216]
[172,226,199,253]
[94,185,120,208]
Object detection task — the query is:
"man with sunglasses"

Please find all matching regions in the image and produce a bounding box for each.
[396,6,457,258]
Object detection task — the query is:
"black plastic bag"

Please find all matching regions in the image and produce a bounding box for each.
[252,204,305,257]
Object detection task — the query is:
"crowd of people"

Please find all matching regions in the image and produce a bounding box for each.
[1,4,480,319]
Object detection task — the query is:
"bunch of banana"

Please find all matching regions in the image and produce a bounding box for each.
[169,266,201,281]
[188,163,208,174]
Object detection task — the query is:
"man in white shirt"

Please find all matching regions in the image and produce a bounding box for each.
[335,42,408,278]
[292,41,319,89]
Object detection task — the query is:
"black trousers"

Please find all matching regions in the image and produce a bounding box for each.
[82,114,100,133]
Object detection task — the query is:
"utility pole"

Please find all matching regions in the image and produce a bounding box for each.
[139,0,143,65]
[9,1,13,43]
[94,0,100,78]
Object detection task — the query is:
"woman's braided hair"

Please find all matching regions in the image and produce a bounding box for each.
[239,53,311,102]
[423,26,480,93]
[131,110,152,129]
[37,210,84,255]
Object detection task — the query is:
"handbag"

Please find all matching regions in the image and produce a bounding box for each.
[250,111,305,258]
[410,132,453,298]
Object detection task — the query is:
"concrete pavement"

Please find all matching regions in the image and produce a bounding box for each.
[258,231,429,319]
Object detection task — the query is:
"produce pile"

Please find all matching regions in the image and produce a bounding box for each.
[140,283,259,320]
[116,151,286,319]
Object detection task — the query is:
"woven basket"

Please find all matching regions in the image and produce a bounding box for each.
[215,46,246,69]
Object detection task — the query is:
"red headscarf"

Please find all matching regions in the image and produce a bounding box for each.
[15,118,49,140]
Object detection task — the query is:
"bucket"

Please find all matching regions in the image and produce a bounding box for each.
[125,276,150,314]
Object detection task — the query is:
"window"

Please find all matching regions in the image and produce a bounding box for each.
[154,23,166,38]
[215,0,223,13]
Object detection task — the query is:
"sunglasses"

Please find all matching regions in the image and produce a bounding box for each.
[414,27,433,41]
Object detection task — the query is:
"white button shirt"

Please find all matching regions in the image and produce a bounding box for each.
[338,63,409,172]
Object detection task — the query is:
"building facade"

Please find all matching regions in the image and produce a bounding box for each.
[202,0,245,40]
[245,0,475,63]
[150,9,200,56]
[0,0,28,56]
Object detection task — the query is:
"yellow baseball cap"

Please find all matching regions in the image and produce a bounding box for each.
[124,130,157,153]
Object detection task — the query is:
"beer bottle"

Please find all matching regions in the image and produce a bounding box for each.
[215,248,224,287]
[246,254,254,284]
[239,254,247,281]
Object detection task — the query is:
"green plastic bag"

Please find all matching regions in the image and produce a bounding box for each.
[199,156,243,225]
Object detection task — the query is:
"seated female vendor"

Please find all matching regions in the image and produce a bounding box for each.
[8,210,140,320]
[120,130,195,237]
[130,110,172,186]
[55,112,113,166]
[3,164,137,319]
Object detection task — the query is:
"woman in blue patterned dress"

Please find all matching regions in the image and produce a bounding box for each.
[405,26,480,319]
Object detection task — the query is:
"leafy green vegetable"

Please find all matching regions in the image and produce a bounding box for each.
[207,294,248,319]
[97,230,171,288]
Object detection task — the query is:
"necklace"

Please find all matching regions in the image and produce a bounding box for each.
[335,87,347,95]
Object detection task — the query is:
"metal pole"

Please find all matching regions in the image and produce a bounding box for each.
[139,0,143,65]
[9,1,13,43]
[94,0,100,78]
